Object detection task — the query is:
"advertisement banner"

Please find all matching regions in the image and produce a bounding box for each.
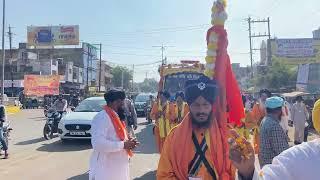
[270,38,320,64]
[24,75,60,96]
[27,25,79,46]
[296,64,309,91]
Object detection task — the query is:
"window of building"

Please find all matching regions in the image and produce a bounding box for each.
[69,69,72,74]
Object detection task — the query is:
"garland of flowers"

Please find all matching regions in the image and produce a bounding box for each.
[204,0,228,79]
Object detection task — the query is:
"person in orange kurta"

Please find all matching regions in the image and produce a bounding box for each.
[151,91,172,153]
[170,91,189,129]
[157,76,235,180]
[250,89,271,154]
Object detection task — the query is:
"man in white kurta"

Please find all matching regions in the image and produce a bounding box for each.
[89,89,138,180]
[251,139,320,180]
[231,118,320,180]
[291,97,309,144]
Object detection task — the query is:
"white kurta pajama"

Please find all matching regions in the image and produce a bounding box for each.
[291,102,309,143]
[89,111,130,180]
[248,139,320,180]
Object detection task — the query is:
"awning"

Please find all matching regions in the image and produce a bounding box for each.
[282,91,310,98]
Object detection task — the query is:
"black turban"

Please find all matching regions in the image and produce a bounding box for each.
[159,90,170,99]
[184,76,219,104]
[104,89,126,103]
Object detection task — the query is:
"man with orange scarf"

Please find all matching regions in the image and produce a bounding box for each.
[170,91,189,128]
[151,91,172,153]
[89,89,139,180]
[250,89,271,154]
[157,76,235,180]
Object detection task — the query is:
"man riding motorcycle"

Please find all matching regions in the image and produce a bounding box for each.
[0,105,8,159]
[52,94,68,115]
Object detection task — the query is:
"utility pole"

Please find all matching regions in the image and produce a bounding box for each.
[86,45,90,94]
[153,44,173,65]
[248,17,253,78]
[1,0,5,103]
[8,25,13,97]
[121,69,124,89]
[98,43,102,92]
[131,64,134,92]
[247,17,271,78]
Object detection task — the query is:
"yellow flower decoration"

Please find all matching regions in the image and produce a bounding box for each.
[211,6,218,13]
[205,56,216,64]
[208,43,218,50]
[204,69,215,78]
[211,19,225,26]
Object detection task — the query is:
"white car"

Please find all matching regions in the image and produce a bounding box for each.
[58,97,106,140]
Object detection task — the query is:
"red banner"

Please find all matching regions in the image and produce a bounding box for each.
[24,75,60,96]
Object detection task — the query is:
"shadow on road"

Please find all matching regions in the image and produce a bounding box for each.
[36,139,92,152]
[67,172,89,180]
[15,137,46,145]
[134,124,157,154]
[133,170,156,180]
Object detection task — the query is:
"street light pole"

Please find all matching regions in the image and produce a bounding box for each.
[98,43,102,92]
[1,0,5,103]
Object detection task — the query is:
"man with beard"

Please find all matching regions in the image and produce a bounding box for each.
[89,89,139,180]
[157,76,234,180]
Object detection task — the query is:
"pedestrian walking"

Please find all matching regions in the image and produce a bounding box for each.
[291,96,309,145]
[123,96,137,138]
[89,89,139,180]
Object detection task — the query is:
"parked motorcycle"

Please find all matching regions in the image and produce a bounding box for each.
[0,121,12,151]
[43,109,62,140]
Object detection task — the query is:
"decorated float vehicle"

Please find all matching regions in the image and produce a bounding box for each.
[158,60,205,100]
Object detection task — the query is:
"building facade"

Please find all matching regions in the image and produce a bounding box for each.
[313,28,320,39]
[0,42,109,96]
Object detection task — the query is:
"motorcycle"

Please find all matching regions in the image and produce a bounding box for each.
[43,109,62,140]
[0,121,12,151]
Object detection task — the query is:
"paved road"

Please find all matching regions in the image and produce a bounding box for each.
[0,109,319,180]
[0,109,159,180]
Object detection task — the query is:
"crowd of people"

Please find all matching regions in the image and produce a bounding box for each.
[88,75,319,180]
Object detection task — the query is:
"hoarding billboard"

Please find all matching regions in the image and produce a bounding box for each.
[270,38,320,64]
[27,25,79,46]
[24,75,60,96]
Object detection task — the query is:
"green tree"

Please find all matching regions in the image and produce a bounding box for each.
[138,78,158,93]
[111,66,133,90]
[253,59,297,91]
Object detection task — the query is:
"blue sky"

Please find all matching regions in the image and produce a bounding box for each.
[5,0,320,82]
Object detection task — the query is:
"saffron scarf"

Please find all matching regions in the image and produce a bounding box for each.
[104,105,133,157]
[170,112,235,180]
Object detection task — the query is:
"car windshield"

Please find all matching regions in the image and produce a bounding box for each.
[135,95,149,102]
[74,99,106,112]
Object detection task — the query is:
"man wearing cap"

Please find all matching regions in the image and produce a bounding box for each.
[170,91,189,129]
[151,91,173,153]
[89,89,139,180]
[157,76,235,180]
[259,96,289,167]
